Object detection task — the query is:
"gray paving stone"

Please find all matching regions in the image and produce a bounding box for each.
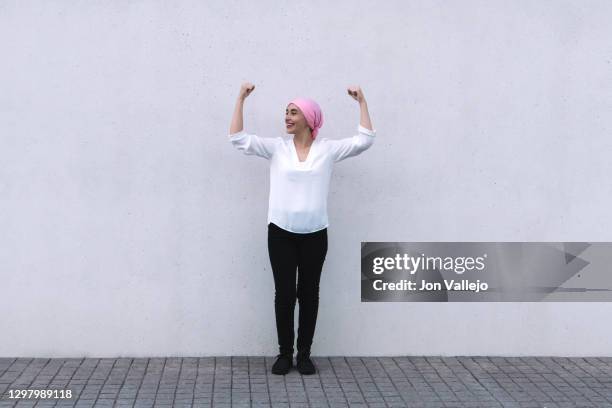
[0,356,611,407]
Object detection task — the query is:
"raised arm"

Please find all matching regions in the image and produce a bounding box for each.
[228,82,277,160]
[229,83,254,134]
[348,85,373,132]
[327,86,376,163]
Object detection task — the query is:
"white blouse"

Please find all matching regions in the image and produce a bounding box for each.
[228,124,376,233]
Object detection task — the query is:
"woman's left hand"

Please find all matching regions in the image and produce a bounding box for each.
[347,86,366,103]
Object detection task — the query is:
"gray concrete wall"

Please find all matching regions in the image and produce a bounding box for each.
[1,0,612,357]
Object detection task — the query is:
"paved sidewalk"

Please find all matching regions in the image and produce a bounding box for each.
[0,357,611,408]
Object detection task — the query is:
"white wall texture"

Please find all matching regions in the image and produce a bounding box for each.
[1,0,612,357]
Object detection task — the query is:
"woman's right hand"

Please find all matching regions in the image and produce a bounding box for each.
[238,82,255,100]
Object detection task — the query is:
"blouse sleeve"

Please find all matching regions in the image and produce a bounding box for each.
[228,129,277,160]
[327,124,376,163]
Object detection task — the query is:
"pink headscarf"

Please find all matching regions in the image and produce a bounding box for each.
[287,97,324,140]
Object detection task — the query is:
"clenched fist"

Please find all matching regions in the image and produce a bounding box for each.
[347,86,365,103]
[239,82,255,100]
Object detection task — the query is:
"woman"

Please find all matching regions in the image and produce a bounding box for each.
[227,82,376,375]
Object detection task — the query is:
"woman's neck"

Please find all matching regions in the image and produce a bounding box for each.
[293,129,313,146]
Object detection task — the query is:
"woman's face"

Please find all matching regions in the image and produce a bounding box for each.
[285,103,309,135]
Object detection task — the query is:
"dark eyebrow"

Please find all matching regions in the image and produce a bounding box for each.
[285,108,298,112]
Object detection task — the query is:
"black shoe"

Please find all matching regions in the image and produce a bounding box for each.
[271,353,293,375]
[296,352,316,375]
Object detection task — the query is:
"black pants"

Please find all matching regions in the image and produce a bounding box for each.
[267,222,328,356]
